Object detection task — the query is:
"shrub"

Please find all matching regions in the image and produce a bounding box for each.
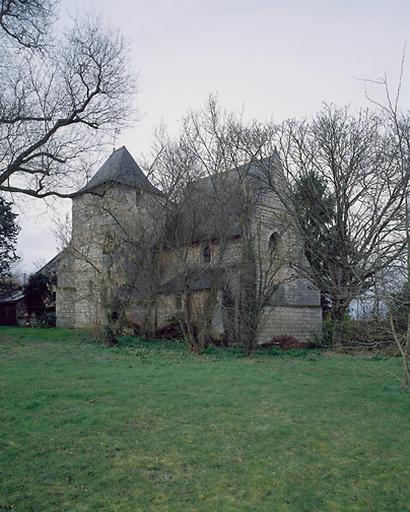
[38,311,56,328]
[100,326,117,346]
[24,273,56,319]
[270,335,306,350]
[341,319,394,350]
[155,319,185,340]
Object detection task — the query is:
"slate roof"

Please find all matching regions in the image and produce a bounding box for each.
[159,268,224,295]
[36,250,64,276]
[191,153,281,192]
[163,154,282,247]
[75,146,161,196]
[0,290,25,304]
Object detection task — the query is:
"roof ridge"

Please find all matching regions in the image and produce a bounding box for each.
[75,146,161,196]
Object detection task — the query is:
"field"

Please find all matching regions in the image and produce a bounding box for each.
[1,327,410,511]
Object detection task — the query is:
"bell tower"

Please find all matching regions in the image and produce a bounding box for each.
[56,147,163,328]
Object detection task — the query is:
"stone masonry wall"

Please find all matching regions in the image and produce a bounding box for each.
[56,183,163,328]
[259,305,323,343]
[57,174,322,342]
[252,187,322,342]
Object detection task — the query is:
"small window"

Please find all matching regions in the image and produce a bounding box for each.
[203,245,211,263]
[269,232,280,259]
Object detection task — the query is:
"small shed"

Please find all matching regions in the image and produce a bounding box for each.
[0,291,28,326]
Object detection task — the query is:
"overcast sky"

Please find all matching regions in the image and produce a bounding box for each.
[15,0,410,274]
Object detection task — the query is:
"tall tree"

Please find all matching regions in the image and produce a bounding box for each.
[0,195,19,283]
[363,59,410,387]
[0,1,135,198]
[275,106,406,345]
[0,0,56,48]
[150,98,295,353]
[24,272,56,320]
[293,170,335,310]
[293,171,335,275]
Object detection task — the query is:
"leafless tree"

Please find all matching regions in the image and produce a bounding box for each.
[0,3,135,199]
[0,0,56,48]
[363,55,410,386]
[149,127,223,352]
[150,98,294,354]
[273,105,407,346]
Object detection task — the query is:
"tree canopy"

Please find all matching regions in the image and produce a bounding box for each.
[293,170,335,278]
[24,272,56,318]
[0,195,19,279]
[0,0,135,198]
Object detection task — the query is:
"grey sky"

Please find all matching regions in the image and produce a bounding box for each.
[15,0,410,274]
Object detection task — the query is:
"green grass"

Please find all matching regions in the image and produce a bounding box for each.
[1,327,410,511]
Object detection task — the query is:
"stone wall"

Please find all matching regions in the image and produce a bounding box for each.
[251,188,322,342]
[56,183,164,329]
[55,247,76,327]
[157,289,224,338]
[160,237,242,281]
[57,174,322,343]
[156,186,322,343]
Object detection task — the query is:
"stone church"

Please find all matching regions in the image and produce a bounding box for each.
[56,146,322,343]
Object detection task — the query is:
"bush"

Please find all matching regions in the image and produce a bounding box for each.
[100,326,118,346]
[262,335,306,350]
[38,311,56,328]
[341,319,394,349]
[155,319,185,340]
[24,273,56,319]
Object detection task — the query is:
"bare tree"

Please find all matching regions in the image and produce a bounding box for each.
[149,129,224,353]
[150,98,296,354]
[274,106,407,346]
[0,3,135,198]
[363,57,410,386]
[0,0,56,48]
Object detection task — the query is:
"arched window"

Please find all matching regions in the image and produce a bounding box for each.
[269,232,280,260]
[203,245,212,263]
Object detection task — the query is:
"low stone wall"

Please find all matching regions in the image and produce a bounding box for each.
[258,305,322,343]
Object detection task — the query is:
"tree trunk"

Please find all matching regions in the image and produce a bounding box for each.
[222,284,235,347]
[404,193,410,388]
[183,286,198,353]
[388,307,409,389]
[331,300,347,347]
[239,236,259,355]
[197,287,218,351]
[401,347,409,389]
[403,259,410,386]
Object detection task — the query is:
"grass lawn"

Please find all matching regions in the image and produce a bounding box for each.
[1,327,410,511]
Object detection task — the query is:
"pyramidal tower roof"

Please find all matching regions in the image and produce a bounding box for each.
[76,146,161,195]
